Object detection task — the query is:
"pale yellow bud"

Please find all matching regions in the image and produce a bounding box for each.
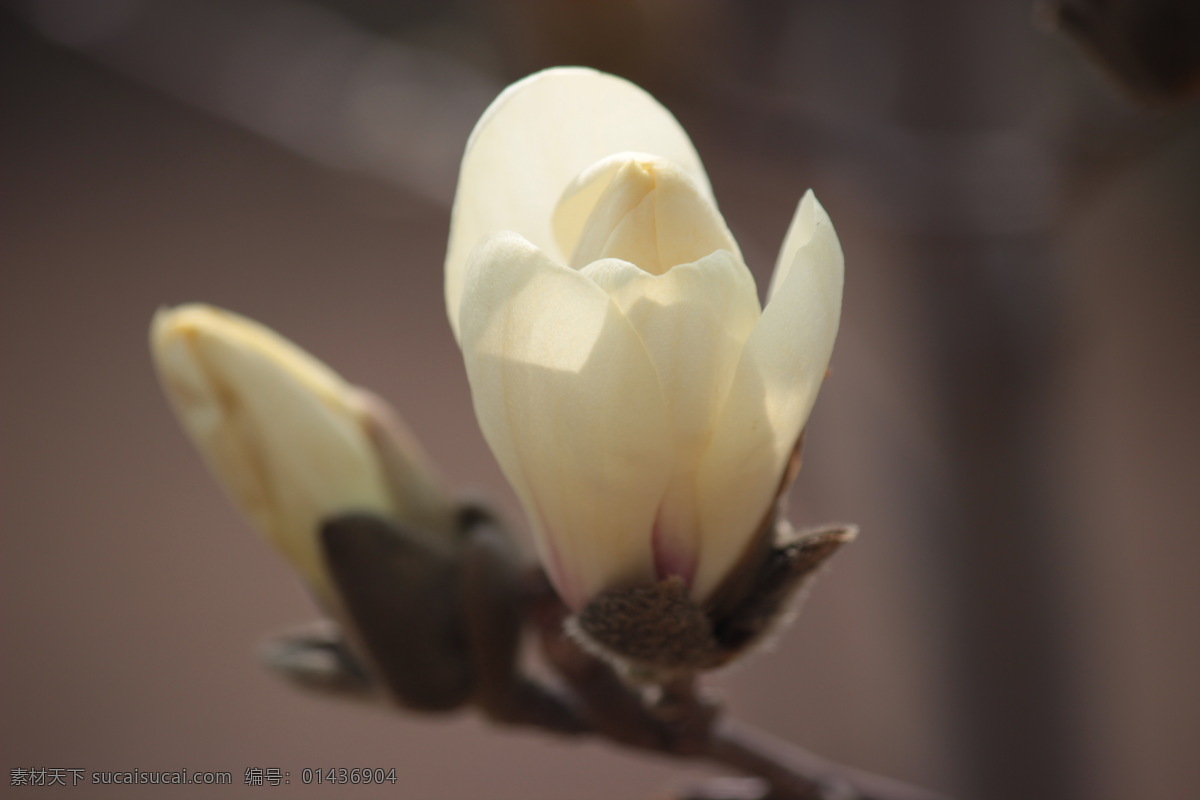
[151,304,398,603]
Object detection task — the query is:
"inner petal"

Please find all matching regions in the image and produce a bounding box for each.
[553,153,739,275]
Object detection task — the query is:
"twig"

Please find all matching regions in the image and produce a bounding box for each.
[705,720,949,800]
[299,520,950,800]
[517,569,949,800]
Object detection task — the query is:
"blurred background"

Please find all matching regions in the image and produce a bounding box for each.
[2,1,1198,798]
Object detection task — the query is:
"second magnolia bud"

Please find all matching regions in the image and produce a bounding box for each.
[150,304,449,605]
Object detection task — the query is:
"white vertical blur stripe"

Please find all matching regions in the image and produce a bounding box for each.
[21,0,499,206]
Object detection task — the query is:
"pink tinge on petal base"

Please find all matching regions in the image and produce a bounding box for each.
[651,506,697,589]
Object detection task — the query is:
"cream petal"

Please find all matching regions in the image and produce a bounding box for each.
[581,251,759,463]
[445,67,711,340]
[581,250,760,588]
[565,155,739,275]
[551,152,633,263]
[767,190,829,302]
[694,191,844,600]
[458,232,675,608]
[151,305,395,597]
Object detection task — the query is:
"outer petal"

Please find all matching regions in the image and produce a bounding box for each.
[458,231,674,608]
[151,305,396,600]
[582,251,760,587]
[694,191,844,600]
[445,67,711,340]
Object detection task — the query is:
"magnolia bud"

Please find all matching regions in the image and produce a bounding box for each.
[151,304,408,603]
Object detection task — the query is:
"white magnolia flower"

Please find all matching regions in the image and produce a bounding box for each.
[151,305,399,602]
[446,68,843,610]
